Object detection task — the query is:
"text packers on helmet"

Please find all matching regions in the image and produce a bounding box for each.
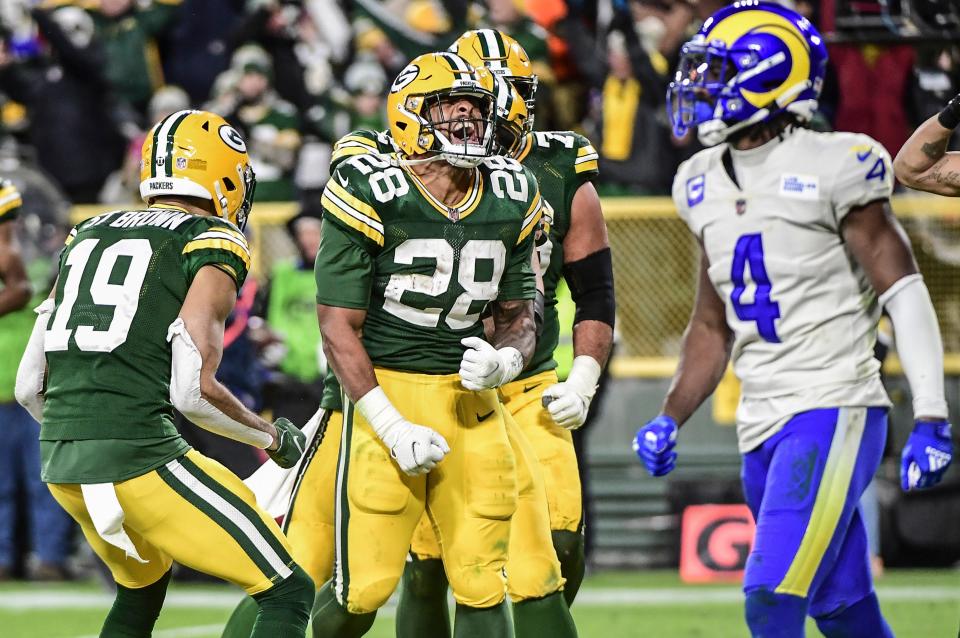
[140,110,257,230]
[450,29,537,130]
[476,66,528,157]
[386,52,496,168]
[667,0,827,146]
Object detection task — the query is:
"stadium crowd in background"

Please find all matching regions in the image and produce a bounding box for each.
[0,0,957,208]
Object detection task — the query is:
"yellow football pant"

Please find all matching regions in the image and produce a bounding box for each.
[48,450,296,595]
[283,409,341,586]
[334,368,516,614]
[410,404,564,601]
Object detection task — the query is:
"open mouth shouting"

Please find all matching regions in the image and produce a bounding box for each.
[447,119,481,145]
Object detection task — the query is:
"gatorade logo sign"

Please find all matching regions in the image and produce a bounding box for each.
[679,504,755,583]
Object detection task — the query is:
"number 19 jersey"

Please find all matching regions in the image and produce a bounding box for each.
[673,129,894,452]
[315,154,544,375]
[41,207,251,483]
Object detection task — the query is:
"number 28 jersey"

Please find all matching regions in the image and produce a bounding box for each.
[315,154,544,375]
[673,129,894,451]
[41,207,250,482]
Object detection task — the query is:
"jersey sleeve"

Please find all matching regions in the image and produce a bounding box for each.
[181,222,251,290]
[831,134,894,226]
[571,133,599,183]
[671,158,696,231]
[0,179,22,224]
[329,130,384,173]
[498,169,543,301]
[315,165,379,308]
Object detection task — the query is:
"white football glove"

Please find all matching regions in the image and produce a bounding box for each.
[356,387,450,475]
[542,356,602,430]
[459,336,524,391]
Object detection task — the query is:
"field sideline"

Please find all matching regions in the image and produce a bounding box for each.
[1,569,957,637]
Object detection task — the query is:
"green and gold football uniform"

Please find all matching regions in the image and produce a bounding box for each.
[0,179,22,223]
[41,205,297,595]
[314,152,543,613]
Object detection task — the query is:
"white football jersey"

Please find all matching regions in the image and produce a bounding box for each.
[673,128,894,452]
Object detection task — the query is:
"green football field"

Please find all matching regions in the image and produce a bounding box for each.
[1,569,957,637]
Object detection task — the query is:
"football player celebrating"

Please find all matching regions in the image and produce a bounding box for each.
[15,111,313,637]
[893,91,960,195]
[634,3,953,638]
[308,52,545,637]
[394,30,614,632]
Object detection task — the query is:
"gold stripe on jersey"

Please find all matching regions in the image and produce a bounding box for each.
[517,191,544,244]
[326,182,383,227]
[183,238,252,271]
[576,145,598,158]
[216,263,238,281]
[402,165,483,221]
[322,192,385,246]
[0,185,22,220]
[575,160,599,174]
[331,144,375,164]
[339,135,380,150]
[209,224,247,243]
[64,227,78,247]
[193,230,250,253]
[514,134,534,163]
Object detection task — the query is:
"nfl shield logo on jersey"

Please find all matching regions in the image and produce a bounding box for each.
[687,175,705,207]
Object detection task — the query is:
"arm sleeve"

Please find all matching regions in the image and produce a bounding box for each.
[832,136,894,226]
[182,224,251,291]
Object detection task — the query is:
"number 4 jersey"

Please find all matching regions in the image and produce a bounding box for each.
[41,206,251,483]
[674,129,894,452]
[315,153,545,374]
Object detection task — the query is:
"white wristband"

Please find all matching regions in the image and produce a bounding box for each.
[565,355,602,397]
[355,386,406,446]
[880,274,949,419]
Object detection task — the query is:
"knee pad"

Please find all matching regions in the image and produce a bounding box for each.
[403,557,449,599]
[447,565,507,609]
[744,588,807,638]
[465,442,517,520]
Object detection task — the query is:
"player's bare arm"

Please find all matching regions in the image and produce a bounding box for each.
[893,94,960,195]
[542,180,616,430]
[490,298,536,363]
[316,304,377,402]
[662,250,734,426]
[0,214,32,317]
[177,265,280,448]
[563,181,613,367]
[842,198,953,489]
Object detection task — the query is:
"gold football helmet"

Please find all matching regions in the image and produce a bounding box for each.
[386,52,496,167]
[476,67,528,157]
[140,110,256,231]
[450,29,537,129]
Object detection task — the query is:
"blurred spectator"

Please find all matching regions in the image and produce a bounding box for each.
[100,84,190,203]
[212,45,301,201]
[831,43,915,157]
[230,0,350,113]
[0,177,73,581]
[0,5,128,203]
[160,0,247,104]
[91,0,182,115]
[907,46,959,129]
[255,208,325,426]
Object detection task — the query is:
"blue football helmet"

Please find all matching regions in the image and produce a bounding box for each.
[667,1,828,146]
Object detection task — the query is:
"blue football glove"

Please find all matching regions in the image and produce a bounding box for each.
[900,420,953,491]
[633,415,679,477]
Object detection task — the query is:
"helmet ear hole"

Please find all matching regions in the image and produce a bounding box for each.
[223,177,236,191]
[201,120,210,131]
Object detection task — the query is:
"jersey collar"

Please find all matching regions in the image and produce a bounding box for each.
[401,165,484,222]
[514,133,534,164]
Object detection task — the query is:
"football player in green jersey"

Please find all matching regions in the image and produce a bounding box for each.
[306,52,546,638]
[0,179,31,317]
[14,110,314,638]
[394,28,615,630]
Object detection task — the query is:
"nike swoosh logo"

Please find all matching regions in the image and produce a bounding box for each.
[337,172,349,187]
[523,383,542,393]
[856,150,872,162]
[477,410,495,422]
